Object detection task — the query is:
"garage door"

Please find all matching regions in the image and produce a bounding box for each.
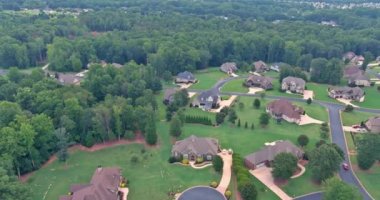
[256,162,266,168]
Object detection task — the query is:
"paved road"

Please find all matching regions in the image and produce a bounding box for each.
[189,76,380,200]
[294,192,323,200]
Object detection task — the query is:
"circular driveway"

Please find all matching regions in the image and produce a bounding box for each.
[178,186,226,200]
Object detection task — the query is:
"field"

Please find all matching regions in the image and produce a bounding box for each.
[345,132,380,199]
[190,68,228,90]
[353,86,380,109]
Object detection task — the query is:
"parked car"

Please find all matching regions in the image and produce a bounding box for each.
[342,163,349,171]
[352,125,361,129]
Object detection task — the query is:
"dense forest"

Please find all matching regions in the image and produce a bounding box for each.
[0,0,379,199]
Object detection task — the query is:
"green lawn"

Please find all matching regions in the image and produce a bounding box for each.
[282,166,322,198]
[345,132,380,199]
[341,111,377,126]
[353,86,380,109]
[190,68,228,90]
[28,123,221,200]
[221,78,249,93]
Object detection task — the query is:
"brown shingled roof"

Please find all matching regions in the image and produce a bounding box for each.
[267,99,304,120]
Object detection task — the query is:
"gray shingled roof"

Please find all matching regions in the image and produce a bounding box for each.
[329,86,364,98]
[245,140,303,165]
[172,135,219,156]
[282,76,306,88]
[365,116,380,133]
[246,75,273,89]
[176,71,196,81]
[220,62,237,73]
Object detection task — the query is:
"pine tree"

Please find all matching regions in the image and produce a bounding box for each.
[244,122,248,129]
[251,123,255,130]
[170,115,182,138]
[237,119,241,127]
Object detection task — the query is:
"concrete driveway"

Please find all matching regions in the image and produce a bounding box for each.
[216,150,233,194]
[249,167,292,200]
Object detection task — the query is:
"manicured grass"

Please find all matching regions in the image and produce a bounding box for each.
[282,166,322,198]
[28,123,221,200]
[293,102,329,122]
[306,82,333,103]
[341,111,377,126]
[221,78,249,93]
[353,86,380,109]
[345,132,380,199]
[190,68,228,90]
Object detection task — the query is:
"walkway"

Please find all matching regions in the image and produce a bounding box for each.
[216,150,233,194]
[249,167,292,200]
[291,163,306,179]
[118,187,129,200]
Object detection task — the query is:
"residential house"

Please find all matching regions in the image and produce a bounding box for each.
[172,135,220,161]
[343,52,365,66]
[376,56,380,62]
[192,89,220,111]
[244,140,304,169]
[59,167,125,200]
[328,86,365,102]
[344,65,362,78]
[220,62,237,74]
[163,88,178,105]
[266,99,304,124]
[57,73,82,85]
[253,60,269,73]
[281,76,306,94]
[343,51,356,62]
[175,71,197,84]
[245,75,273,90]
[365,117,380,133]
[348,73,371,87]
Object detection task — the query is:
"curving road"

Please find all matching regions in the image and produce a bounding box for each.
[188,76,380,200]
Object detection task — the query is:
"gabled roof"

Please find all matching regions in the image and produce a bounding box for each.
[176,71,195,80]
[366,117,380,128]
[329,86,364,97]
[164,88,177,101]
[246,75,273,87]
[343,52,356,61]
[282,76,306,87]
[348,72,370,82]
[245,140,303,165]
[198,90,219,103]
[220,62,237,73]
[253,60,267,71]
[344,65,362,77]
[59,167,121,200]
[57,73,82,85]
[267,99,304,120]
[172,135,219,155]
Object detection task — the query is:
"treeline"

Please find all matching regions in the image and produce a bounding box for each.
[1,1,380,75]
[185,116,213,126]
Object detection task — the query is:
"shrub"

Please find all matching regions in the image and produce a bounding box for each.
[213,155,223,172]
[233,154,257,200]
[297,134,309,147]
[253,98,261,109]
[344,105,354,112]
[185,115,212,126]
[182,159,189,165]
[131,155,139,163]
[306,98,312,105]
[168,156,177,163]
[210,181,218,188]
[196,157,204,164]
[225,190,232,199]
